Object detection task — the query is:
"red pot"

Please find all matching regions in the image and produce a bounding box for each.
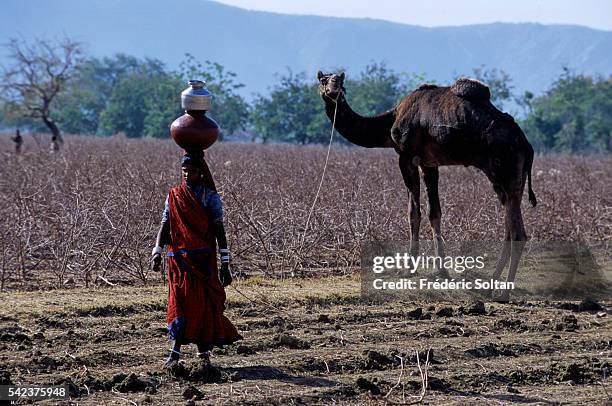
[170,111,219,150]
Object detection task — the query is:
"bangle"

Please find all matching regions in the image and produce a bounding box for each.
[219,248,230,263]
[152,246,162,256]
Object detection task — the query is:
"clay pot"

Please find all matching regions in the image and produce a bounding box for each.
[170,80,219,150]
[170,111,219,150]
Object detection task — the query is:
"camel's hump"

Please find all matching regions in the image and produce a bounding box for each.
[416,84,438,91]
[450,78,491,101]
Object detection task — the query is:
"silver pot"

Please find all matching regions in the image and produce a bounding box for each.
[181,80,213,111]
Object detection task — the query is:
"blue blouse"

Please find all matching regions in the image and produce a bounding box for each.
[161,184,224,223]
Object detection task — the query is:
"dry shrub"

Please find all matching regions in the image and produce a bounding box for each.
[0,134,610,290]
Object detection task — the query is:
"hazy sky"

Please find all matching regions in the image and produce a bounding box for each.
[215,0,611,31]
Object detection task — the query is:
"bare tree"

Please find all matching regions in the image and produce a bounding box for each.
[1,37,82,147]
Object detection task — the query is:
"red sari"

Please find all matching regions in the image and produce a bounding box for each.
[165,182,240,347]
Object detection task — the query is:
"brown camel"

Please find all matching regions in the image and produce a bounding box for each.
[317,71,537,301]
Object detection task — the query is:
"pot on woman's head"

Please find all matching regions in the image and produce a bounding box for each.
[170,80,220,150]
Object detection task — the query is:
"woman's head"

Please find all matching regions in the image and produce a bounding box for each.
[181,151,205,184]
[180,150,217,191]
[181,162,201,183]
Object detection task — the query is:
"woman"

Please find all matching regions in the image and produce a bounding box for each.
[152,150,240,368]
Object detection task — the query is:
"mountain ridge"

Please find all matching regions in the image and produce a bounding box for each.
[0,0,610,99]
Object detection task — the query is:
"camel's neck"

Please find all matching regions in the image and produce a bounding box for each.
[323,94,395,148]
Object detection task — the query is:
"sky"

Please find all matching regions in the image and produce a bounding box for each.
[214,0,612,31]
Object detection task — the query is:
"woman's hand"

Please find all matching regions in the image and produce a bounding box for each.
[151,253,162,273]
[219,263,232,287]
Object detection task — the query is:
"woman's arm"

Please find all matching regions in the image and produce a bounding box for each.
[156,220,171,248]
[152,220,170,273]
[214,219,227,251]
[207,189,232,287]
[215,218,232,287]
[152,195,171,273]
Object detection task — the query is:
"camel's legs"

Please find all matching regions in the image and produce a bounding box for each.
[399,155,421,257]
[506,195,527,283]
[494,194,527,302]
[422,167,446,263]
[492,225,511,281]
[483,166,513,283]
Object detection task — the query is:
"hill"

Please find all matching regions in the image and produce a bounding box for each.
[1,0,611,97]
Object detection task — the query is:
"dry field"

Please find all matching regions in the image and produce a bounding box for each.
[0,135,610,288]
[0,277,610,405]
[0,135,611,405]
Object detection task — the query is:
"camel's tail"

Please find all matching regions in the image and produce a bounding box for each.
[525,145,537,207]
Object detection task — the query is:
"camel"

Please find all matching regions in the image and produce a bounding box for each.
[317,71,537,301]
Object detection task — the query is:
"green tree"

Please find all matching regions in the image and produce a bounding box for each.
[346,62,415,116]
[47,54,244,139]
[143,75,184,138]
[251,71,327,144]
[96,56,183,138]
[53,54,167,135]
[99,71,182,138]
[99,74,148,137]
[52,84,102,135]
[521,69,611,153]
[179,54,249,138]
[583,77,612,152]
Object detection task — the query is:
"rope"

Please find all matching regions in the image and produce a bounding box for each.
[301,92,340,243]
[228,92,341,309]
[229,283,279,313]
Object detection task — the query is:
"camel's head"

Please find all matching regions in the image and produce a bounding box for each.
[317,71,345,100]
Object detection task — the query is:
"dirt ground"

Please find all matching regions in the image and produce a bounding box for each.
[0,276,610,405]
